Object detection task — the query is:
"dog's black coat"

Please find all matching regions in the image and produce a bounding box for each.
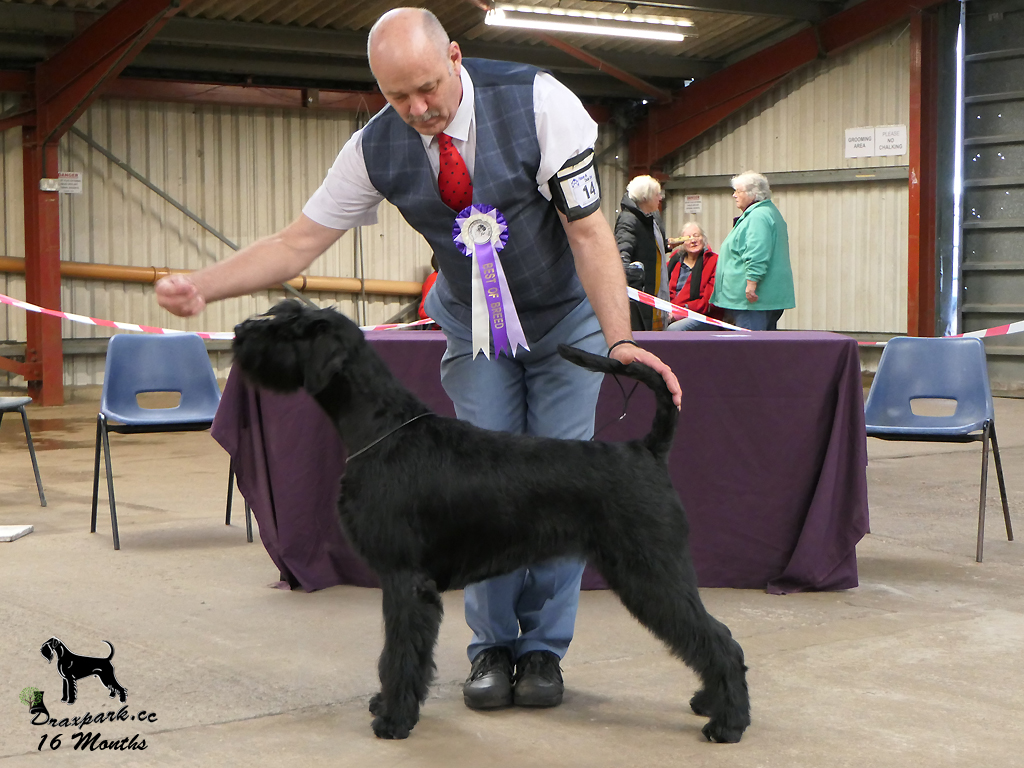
[233,300,750,743]
[40,638,127,705]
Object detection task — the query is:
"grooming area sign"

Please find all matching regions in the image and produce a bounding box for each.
[844,125,907,158]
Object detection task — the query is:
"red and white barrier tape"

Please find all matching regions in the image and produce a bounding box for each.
[0,293,435,338]
[857,320,1024,347]
[627,287,745,332]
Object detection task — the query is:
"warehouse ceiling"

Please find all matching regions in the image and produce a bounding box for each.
[0,0,852,102]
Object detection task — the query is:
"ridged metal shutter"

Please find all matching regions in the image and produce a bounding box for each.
[960,0,1024,392]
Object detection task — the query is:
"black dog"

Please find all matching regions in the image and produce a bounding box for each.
[40,638,127,705]
[232,300,750,743]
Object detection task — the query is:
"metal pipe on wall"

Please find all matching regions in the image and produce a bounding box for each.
[0,256,423,297]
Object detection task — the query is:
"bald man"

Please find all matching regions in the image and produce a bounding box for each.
[156,8,680,713]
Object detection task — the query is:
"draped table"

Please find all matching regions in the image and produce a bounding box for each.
[212,330,869,595]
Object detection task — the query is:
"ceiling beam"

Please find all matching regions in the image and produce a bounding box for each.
[620,0,837,22]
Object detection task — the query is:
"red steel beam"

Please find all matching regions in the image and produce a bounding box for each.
[37,0,189,104]
[533,32,672,104]
[36,0,191,145]
[0,356,38,379]
[0,71,29,93]
[21,133,62,405]
[907,11,938,337]
[631,0,952,170]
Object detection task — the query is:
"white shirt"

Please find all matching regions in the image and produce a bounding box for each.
[303,65,599,231]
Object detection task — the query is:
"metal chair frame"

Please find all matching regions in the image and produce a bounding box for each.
[0,397,46,507]
[864,336,1012,562]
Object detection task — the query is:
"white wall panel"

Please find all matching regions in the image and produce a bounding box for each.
[663,26,911,334]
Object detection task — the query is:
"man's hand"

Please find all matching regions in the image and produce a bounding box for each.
[156,274,206,317]
[609,342,682,410]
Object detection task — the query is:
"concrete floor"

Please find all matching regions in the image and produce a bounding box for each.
[1,392,1023,767]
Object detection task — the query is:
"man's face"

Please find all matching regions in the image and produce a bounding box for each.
[374,41,464,136]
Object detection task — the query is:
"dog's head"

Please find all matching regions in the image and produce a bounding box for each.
[40,638,61,663]
[232,300,365,395]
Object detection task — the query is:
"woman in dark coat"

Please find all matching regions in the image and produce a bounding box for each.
[615,175,669,331]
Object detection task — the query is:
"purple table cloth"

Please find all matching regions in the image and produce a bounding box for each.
[212,330,869,595]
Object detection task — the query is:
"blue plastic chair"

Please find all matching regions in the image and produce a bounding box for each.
[90,333,251,550]
[0,396,46,506]
[864,336,1013,562]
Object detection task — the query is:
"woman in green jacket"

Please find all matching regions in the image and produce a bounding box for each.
[712,171,795,331]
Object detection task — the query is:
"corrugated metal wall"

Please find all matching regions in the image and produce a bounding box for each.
[0,96,628,387]
[663,26,912,334]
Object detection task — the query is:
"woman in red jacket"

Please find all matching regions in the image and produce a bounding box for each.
[666,222,724,331]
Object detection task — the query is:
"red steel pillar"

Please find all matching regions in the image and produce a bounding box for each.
[908,11,939,337]
[22,128,63,405]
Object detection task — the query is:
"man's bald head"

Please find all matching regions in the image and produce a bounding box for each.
[367,8,450,73]
[367,7,464,136]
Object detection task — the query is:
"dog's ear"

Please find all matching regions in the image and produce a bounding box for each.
[304,335,347,395]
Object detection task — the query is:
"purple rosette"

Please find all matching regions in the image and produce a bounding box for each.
[452,205,529,359]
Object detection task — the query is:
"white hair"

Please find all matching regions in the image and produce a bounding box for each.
[731,171,771,202]
[626,175,663,204]
[680,221,709,249]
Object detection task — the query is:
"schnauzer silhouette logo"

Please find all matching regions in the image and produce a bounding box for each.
[38,637,127,706]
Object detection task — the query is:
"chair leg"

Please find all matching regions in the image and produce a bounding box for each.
[977,423,992,563]
[990,422,1013,542]
[18,406,46,507]
[98,416,120,550]
[226,458,234,526]
[91,416,103,533]
[245,501,253,543]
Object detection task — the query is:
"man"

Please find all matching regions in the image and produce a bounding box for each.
[156,8,680,713]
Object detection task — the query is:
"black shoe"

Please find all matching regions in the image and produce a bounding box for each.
[513,650,564,707]
[463,647,514,710]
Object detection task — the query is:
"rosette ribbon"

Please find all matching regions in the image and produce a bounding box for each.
[453,204,530,359]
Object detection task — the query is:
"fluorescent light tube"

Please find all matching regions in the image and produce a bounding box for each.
[484,5,694,42]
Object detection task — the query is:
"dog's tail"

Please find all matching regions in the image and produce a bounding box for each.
[557,344,678,461]
[103,641,114,660]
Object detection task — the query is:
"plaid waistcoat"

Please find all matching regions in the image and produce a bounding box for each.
[361,58,586,343]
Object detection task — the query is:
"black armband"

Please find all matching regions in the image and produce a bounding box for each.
[548,149,602,221]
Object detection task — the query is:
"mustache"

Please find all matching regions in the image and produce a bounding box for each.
[407,110,442,123]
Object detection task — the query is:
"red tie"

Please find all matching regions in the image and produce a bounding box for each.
[437,133,473,212]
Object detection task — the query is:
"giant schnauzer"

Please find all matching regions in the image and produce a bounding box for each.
[232,300,750,743]
[40,638,127,705]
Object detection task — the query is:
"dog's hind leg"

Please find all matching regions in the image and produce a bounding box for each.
[99,671,126,702]
[370,571,444,740]
[599,553,750,743]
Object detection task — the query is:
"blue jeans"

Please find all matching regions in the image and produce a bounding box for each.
[666,317,719,332]
[427,295,606,661]
[723,308,785,331]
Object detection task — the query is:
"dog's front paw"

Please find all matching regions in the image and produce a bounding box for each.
[368,693,385,717]
[702,719,745,743]
[689,688,714,717]
[372,715,412,740]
